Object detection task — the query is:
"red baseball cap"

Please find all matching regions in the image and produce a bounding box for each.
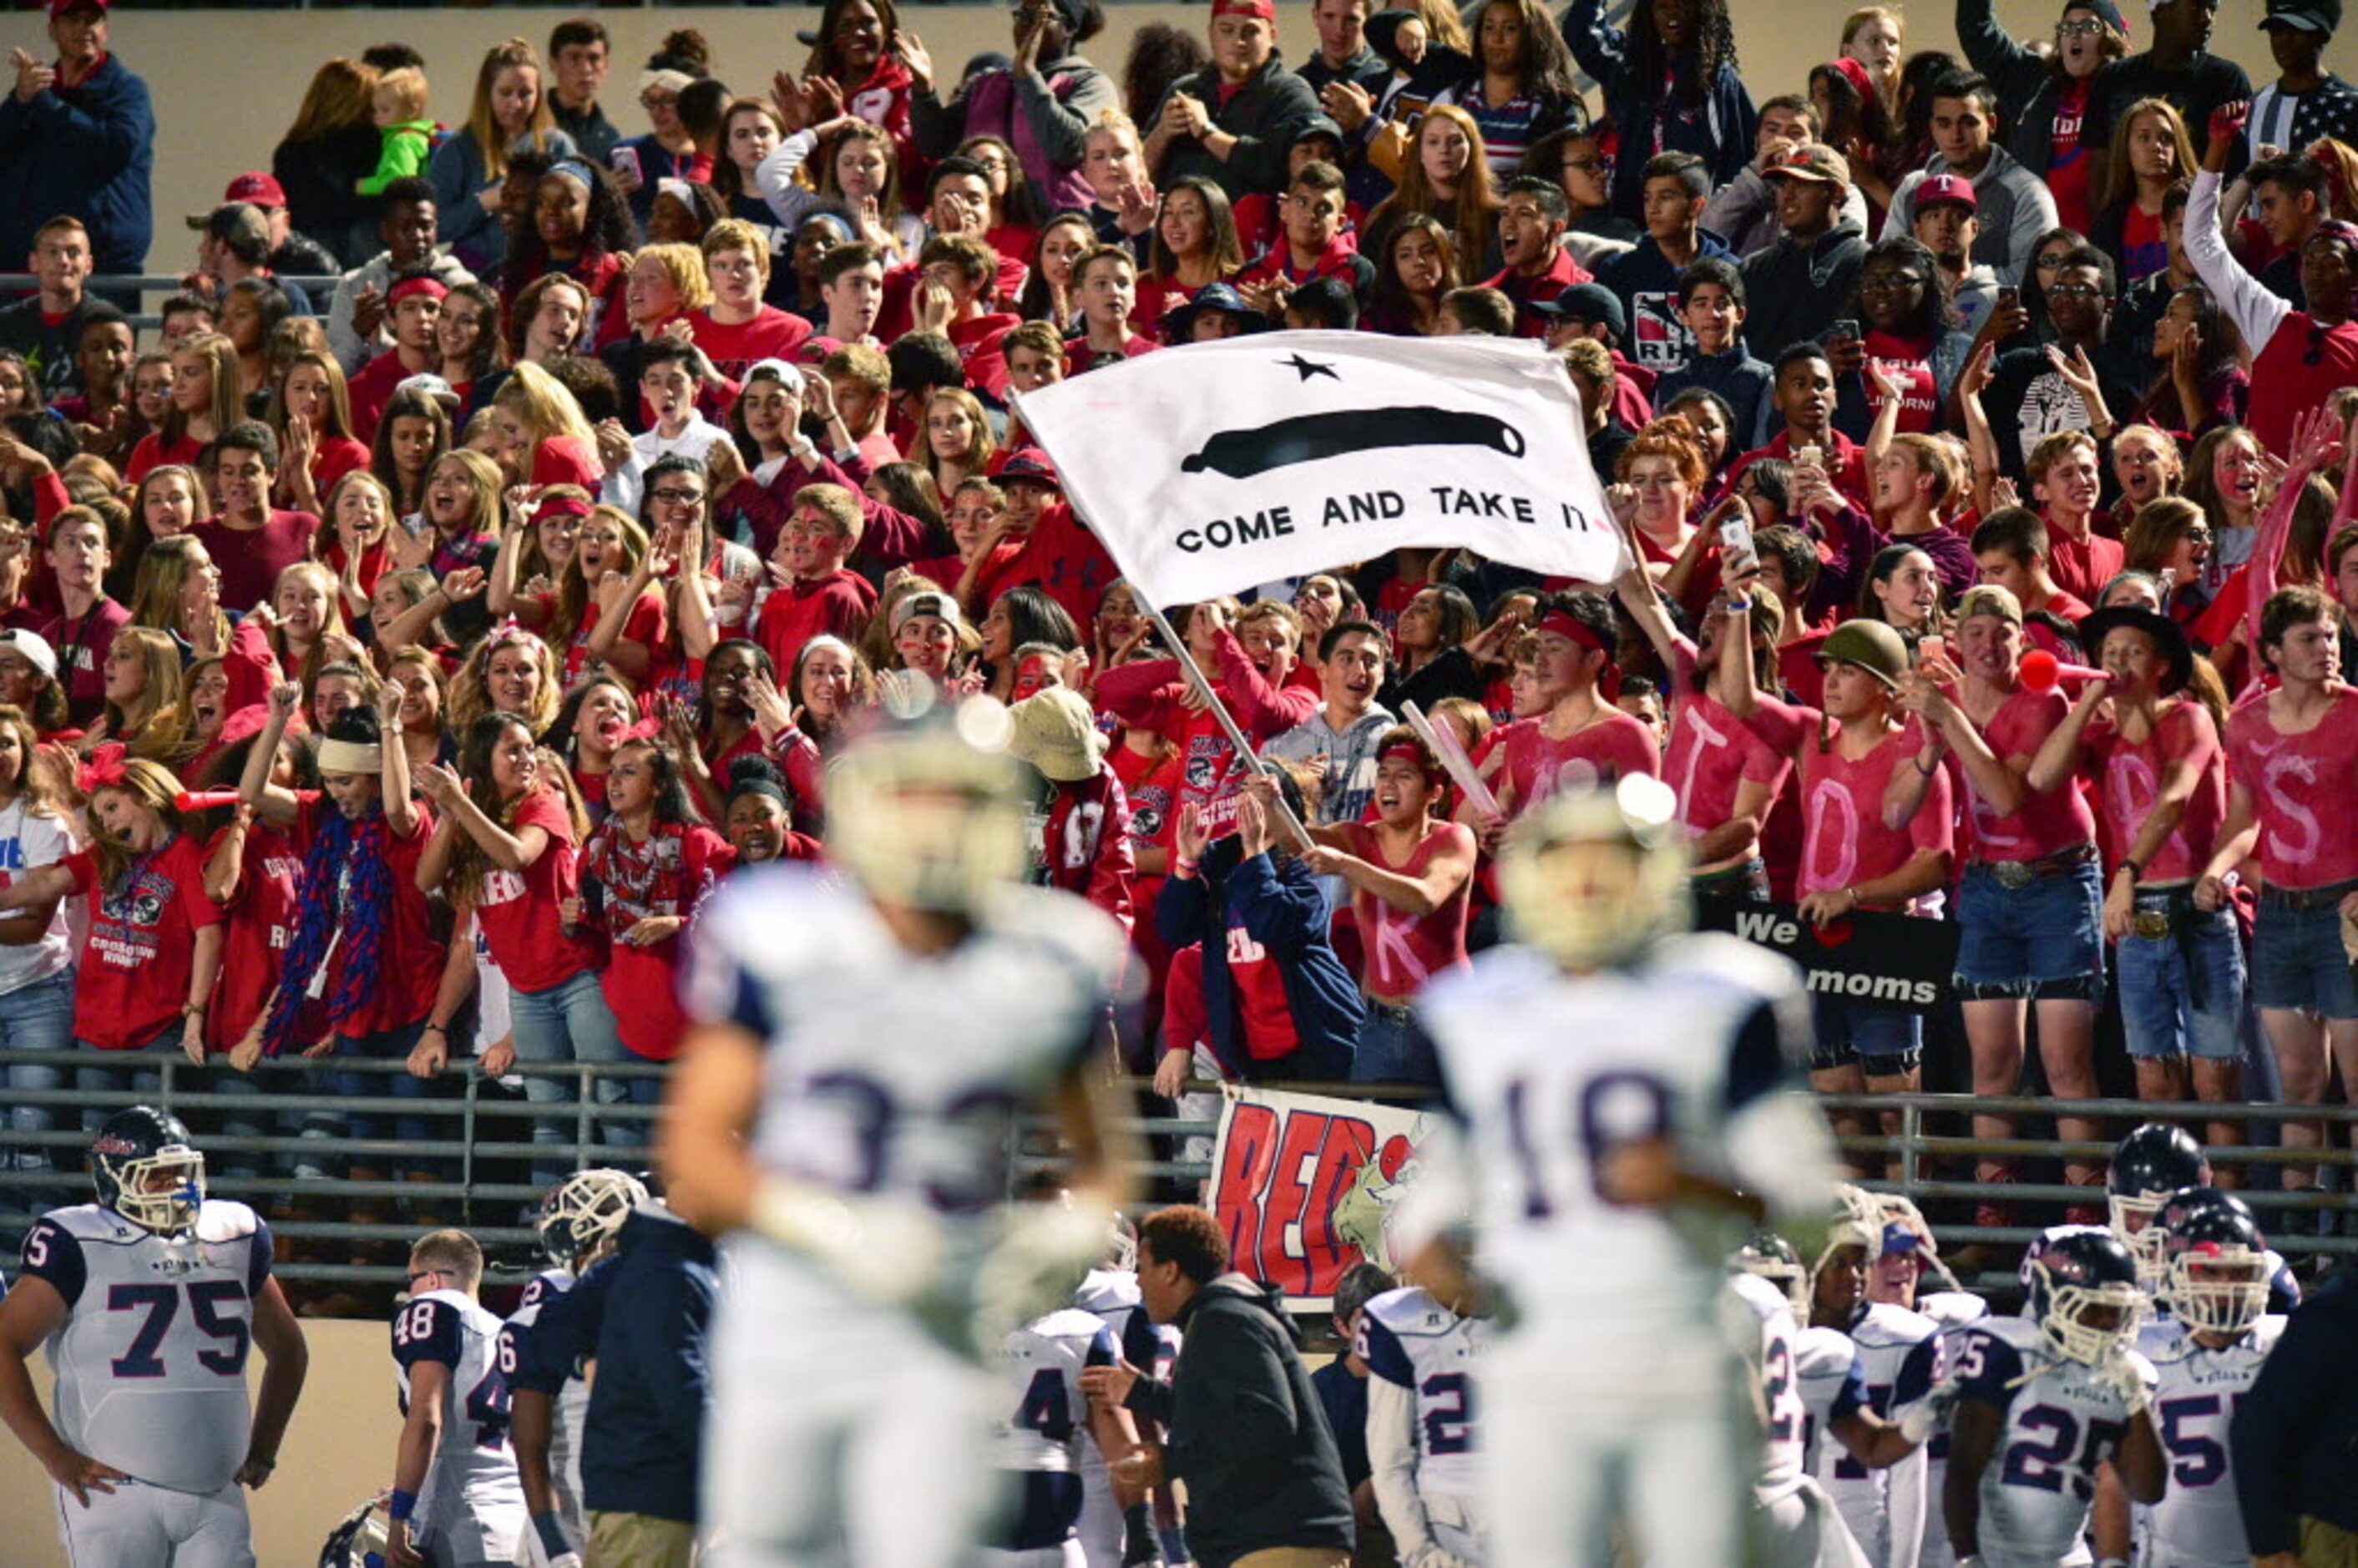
[48,0,108,18]
[994,448,1062,490]
[1912,174,1979,215]
[222,172,287,210]
[1211,0,1278,20]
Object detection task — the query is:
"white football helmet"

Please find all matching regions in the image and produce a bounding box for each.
[1499,774,1688,970]
[536,1168,650,1269]
[826,699,1031,913]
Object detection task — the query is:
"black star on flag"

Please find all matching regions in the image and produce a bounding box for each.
[1279,353,1339,382]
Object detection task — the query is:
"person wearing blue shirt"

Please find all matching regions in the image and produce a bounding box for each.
[0,0,154,277]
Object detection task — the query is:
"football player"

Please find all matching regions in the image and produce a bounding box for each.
[1733,1263,1871,1568]
[1870,1194,1988,1568]
[0,1108,307,1568]
[662,703,1134,1568]
[506,1168,648,1568]
[2093,1188,2287,1568]
[1410,776,1838,1567]
[1944,1230,2164,1568]
[1073,1222,1180,1568]
[986,1294,1143,1566]
[387,1228,526,1568]
[1361,1270,1490,1567]
[2106,1124,2212,1293]
[1803,1189,1944,1568]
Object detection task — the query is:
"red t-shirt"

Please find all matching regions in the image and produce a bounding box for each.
[292,796,445,1038]
[345,350,430,446]
[1663,674,1792,855]
[2081,701,2224,885]
[1064,332,1160,378]
[207,819,306,1050]
[2047,78,2095,233]
[1037,771,1136,931]
[689,306,815,382]
[191,510,321,615]
[1498,707,1662,810]
[581,818,735,1060]
[1959,686,2097,862]
[65,836,222,1051]
[563,590,666,685]
[40,598,129,728]
[1862,331,1940,433]
[2224,688,2358,890]
[1751,704,1955,903]
[311,435,371,501]
[530,434,601,491]
[1334,820,1473,997]
[472,788,599,992]
[2042,518,2125,610]
[124,430,204,486]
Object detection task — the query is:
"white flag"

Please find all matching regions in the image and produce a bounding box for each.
[1011,331,1627,608]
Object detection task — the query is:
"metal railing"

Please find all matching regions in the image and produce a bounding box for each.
[3,1050,2352,1305]
[0,275,346,336]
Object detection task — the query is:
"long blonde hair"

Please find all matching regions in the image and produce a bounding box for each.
[448,622,562,736]
[495,361,600,461]
[268,351,360,448]
[465,38,559,181]
[128,535,234,653]
[84,757,191,890]
[164,334,243,448]
[99,627,191,765]
[548,506,649,655]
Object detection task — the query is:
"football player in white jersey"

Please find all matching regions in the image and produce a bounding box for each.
[1072,1224,1180,1568]
[387,1228,527,1568]
[2095,1189,2285,1568]
[1361,1272,1490,1567]
[1870,1195,1987,1568]
[507,1168,648,1568]
[987,1302,1141,1566]
[2104,1127,2301,1318]
[1804,1187,1945,1568]
[1735,1267,1872,1568]
[1945,1229,2165,1568]
[1410,776,1839,1567]
[662,703,1133,1568]
[0,1108,308,1568]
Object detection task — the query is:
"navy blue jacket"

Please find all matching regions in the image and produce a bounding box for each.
[0,53,154,271]
[514,1207,716,1524]
[1156,837,1364,1080]
[2233,1270,2358,1555]
[1560,0,1753,222]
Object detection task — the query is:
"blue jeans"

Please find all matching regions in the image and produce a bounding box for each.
[2250,897,2358,1019]
[327,1022,438,1150]
[1809,991,1924,1076]
[0,969,76,1173]
[1954,857,2106,1000]
[1350,1006,1440,1088]
[2118,899,2246,1060]
[508,969,628,1180]
[73,1029,177,1131]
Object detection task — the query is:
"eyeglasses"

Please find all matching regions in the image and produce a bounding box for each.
[1858,273,1926,293]
[2048,281,2107,299]
[2182,526,2214,543]
[2035,254,2073,271]
[2056,18,2107,36]
[650,488,706,506]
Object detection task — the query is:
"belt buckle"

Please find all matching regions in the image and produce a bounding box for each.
[1994,860,2034,891]
[2132,910,2171,939]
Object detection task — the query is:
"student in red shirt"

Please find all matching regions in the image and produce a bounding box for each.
[1302,728,1475,1085]
[1893,584,2107,1219]
[0,749,222,1102]
[1726,614,1955,1156]
[1066,245,1160,374]
[576,732,735,1080]
[2027,604,2242,1140]
[345,276,447,445]
[908,234,1022,397]
[417,711,623,1181]
[269,352,372,519]
[2024,429,2123,606]
[689,220,814,381]
[2202,585,2358,1200]
[754,483,879,675]
[1971,508,2095,653]
[190,421,322,615]
[1008,685,1136,934]
[235,683,447,1160]
[1468,590,1661,832]
[38,505,129,729]
[125,332,240,485]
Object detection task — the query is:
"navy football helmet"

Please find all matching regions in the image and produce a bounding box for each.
[2108,1123,2209,1287]
[90,1105,205,1236]
[2024,1227,2143,1364]
[2155,1186,2271,1335]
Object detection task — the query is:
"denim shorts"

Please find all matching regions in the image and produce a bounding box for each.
[1808,991,1924,1076]
[2249,897,2358,1019]
[1954,857,2105,1001]
[2117,897,2247,1060]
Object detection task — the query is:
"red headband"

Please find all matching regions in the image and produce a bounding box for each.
[78,742,129,796]
[1379,741,1439,777]
[534,495,594,522]
[1212,0,1277,18]
[613,716,664,745]
[1535,609,1622,701]
[387,276,449,308]
[1824,56,1875,102]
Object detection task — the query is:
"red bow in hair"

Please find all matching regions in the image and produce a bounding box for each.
[614,716,665,745]
[481,620,538,655]
[77,743,129,795]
